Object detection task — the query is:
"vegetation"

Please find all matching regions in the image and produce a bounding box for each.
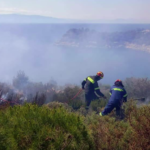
[0,74,150,150]
[124,77,150,99]
[0,100,150,150]
[88,100,150,150]
[0,104,94,150]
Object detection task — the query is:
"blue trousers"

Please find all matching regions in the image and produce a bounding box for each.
[102,99,122,116]
[85,93,98,109]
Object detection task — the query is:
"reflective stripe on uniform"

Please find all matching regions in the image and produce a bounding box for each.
[87,77,95,84]
[123,94,127,97]
[112,88,123,91]
[109,92,112,95]
[95,87,100,90]
[99,112,103,116]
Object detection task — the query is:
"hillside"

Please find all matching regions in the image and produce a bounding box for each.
[0,14,141,24]
[0,14,76,23]
[57,28,150,52]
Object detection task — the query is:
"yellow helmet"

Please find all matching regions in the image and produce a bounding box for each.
[97,71,104,78]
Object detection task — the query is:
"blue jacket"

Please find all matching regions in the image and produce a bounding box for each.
[109,85,127,102]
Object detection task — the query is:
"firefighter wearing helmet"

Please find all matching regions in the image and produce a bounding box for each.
[100,79,127,117]
[82,71,106,110]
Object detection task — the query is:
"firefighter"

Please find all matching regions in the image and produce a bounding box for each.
[82,71,106,110]
[99,79,127,116]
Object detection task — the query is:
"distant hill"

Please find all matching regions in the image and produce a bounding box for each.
[0,14,144,24]
[56,28,150,52]
[0,14,76,23]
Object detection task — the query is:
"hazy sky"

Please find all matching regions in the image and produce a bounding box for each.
[0,0,150,21]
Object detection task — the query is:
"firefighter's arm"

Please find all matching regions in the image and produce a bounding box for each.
[94,83,106,98]
[123,89,127,102]
[81,78,86,89]
[109,88,112,96]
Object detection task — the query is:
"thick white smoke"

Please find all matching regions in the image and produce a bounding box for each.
[0,24,150,86]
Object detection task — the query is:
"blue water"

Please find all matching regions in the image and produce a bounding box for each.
[0,24,150,85]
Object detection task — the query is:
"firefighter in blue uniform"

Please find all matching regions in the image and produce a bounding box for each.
[100,79,127,116]
[82,71,106,110]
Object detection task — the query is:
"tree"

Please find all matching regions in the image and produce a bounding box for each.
[13,71,29,89]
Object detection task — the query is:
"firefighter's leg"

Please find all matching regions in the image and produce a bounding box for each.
[101,100,115,116]
[85,94,92,110]
[116,102,124,119]
[115,104,121,116]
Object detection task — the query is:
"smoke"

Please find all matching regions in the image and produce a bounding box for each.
[145,97,150,105]
[0,33,29,82]
[0,24,150,86]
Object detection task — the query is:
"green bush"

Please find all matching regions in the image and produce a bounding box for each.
[125,101,150,149]
[90,98,109,112]
[46,101,72,111]
[88,100,150,150]
[0,104,94,150]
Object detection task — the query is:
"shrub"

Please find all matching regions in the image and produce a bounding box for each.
[32,92,46,106]
[88,100,150,150]
[46,101,72,111]
[0,104,94,150]
[89,116,132,150]
[126,103,150,149]
[90,98,109,112]
[124,77,150,100]
[52,86,84,110]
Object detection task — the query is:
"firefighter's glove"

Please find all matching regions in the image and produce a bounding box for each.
[82,86,85,90]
